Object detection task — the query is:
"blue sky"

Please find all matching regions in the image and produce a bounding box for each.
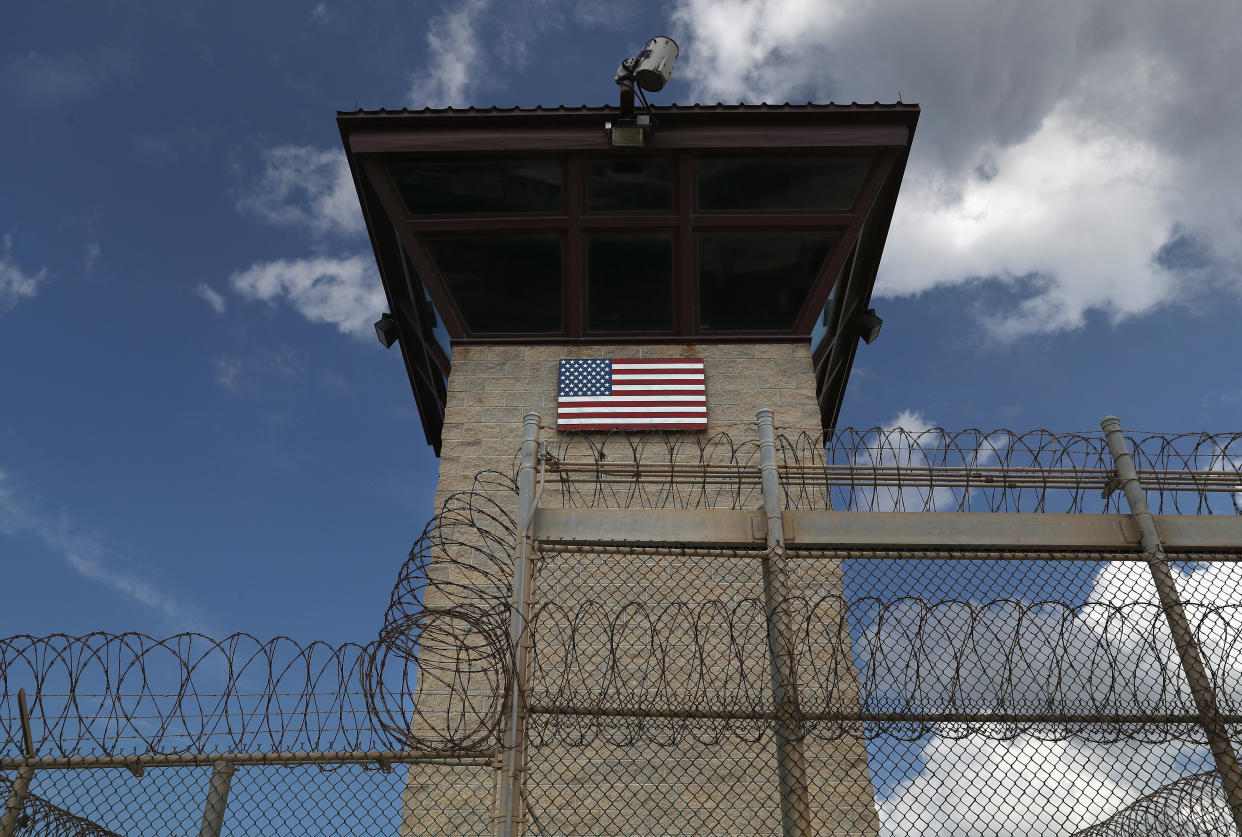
[3,0,1242,649]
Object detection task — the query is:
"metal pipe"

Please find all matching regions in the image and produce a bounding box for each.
[496,413,540,837]
[1102,415,1242,835]
[0,689,35,837]
[197,760,234,837]
[0,750,495,772]
[0,765,33,837]
[757,408,814,837]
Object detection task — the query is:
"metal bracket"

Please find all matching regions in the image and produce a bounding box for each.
[748,513,767,542]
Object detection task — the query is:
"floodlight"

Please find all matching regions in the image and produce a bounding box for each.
[614,37,679,94]
[609,36,678,147]
[858,309,883,344]
[375,313,399,349]
[631,36,678,92]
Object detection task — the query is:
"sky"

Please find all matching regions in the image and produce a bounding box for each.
[3,0,1242,831]
[2,0,1240,638]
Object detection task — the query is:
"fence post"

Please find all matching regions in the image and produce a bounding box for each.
[197,760,235,837]
[1102,415,1242,834]
[496,412,540,837]
[757,408,814,837]
[0,690,35,837]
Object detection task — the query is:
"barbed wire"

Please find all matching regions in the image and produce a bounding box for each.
[524,587,1242,745]
[3,427,1242,762]
[543,428,1242,514]
[0,777,123,836]
[1071,770,1233,836]
[0,473,518,758]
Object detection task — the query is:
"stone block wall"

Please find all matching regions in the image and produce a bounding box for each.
[405,342,878,836]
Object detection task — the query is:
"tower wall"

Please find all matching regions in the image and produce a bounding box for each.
[406,342,878,836]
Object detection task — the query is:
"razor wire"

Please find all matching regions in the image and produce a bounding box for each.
[1071,770,1234,836]
[542,428,1242,514]
[5,426,1242,837]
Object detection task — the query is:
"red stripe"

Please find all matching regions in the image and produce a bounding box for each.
[559,413,708,420]
[611,376,704,383]
[562,400,704,408]
[559,422,709,430]
[556,407,710,414]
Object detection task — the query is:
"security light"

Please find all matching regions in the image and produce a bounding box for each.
[375,313,399,349]
[859,308,883,344]
[609,36,678,147]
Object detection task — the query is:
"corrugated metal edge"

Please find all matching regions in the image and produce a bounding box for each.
[336,101,919,117]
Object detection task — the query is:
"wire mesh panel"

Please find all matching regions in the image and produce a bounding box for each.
[4,422,1242,836]
[4,761,493,837]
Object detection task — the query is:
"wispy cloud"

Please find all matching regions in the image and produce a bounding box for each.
[230,255,383,338]
[236,145,363,238]
[4,48,133,106]
[0,234,45,311]
[211,346,306,392]
[212,356,243,390]
[0,467,197,626]
[83,241,101,275]
[194,282,227,314]
[310,1,334,23]
[671,0,1242,339]
[408,0,489,108]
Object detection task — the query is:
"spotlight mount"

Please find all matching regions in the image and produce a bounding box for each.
[608,36,678,148]
[858,309,884,345]
[375,313,399,349]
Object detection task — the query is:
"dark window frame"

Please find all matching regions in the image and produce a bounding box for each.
[368,148,882,341]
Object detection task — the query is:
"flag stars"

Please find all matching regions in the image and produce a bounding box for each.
[559,359,612,397]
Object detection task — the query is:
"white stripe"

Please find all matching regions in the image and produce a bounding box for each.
[557,417,709,425]
[613,384,705,391]
[559,406,708,415]
[613,373,703,381]
[558,395,706,403]
[611,362,704,370]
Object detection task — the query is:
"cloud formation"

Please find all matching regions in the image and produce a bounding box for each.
[230,254,385,338]
[0,234,45,311]
[864,550,1242,833]
[194,282,227,314]
[236,145,364,237]
[670,0,1242,338]
[408,0,489,108]
[0,467,194,625]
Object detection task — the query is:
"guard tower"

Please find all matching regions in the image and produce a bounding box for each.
[339,60,917,836]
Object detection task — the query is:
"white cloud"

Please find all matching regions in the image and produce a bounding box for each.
[670,0,1242,338]
[879,735,1198,836]
[0,234,45,311]
[194,282,227,314]
[862,554,1242,834]
[229,254,385,338]
[408,0,489,108]
[885,410,933,434]
[237,145,363,238]
[0,467,195,625]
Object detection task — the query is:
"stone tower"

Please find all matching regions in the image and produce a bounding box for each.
[340,102,918,836]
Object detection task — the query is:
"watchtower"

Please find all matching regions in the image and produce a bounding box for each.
[339,80,917,836]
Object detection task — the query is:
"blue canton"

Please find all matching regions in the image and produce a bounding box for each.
[559,359,612,397]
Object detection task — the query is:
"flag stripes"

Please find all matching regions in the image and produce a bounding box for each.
[557,358,708,430]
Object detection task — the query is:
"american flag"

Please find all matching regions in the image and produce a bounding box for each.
[557,358,707,430]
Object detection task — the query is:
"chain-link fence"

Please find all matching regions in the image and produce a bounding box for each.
[5,413,1242,835]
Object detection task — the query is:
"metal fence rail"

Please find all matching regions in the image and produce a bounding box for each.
[5,414,1242,835]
